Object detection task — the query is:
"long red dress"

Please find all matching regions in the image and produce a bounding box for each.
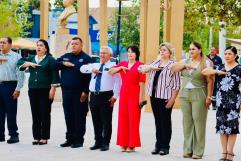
[116,61,146,148]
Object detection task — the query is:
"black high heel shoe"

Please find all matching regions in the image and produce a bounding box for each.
[32,140,39,145]
[39,140,48,145]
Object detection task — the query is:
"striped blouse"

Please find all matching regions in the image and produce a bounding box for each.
[143,59,181,99]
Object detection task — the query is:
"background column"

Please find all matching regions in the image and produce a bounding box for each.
[40,0,49,40]
[100,0,108,47]
[78,0,90,53]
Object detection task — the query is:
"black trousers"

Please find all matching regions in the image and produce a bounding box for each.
[89,91,114,145]
[0,82,18,139]
[62,89,88,144]
[150,97,172,150]
[28,88,53,140]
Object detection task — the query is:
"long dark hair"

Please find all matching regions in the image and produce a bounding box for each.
[37,39,50,55]
[225,46,239,63]
[191,41,209,70]
[127,45,140,61]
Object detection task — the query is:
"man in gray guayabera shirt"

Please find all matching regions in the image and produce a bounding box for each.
[0,37,25,144]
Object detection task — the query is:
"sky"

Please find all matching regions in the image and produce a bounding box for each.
[50,0,133,8]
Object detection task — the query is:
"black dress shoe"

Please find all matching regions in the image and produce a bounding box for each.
[90,144,101,150]
[159,149,169,156]
[60,141,72,147]
[100,144,109,151]
[151,148,160,155]
[7,136,19,144]
[71,143,83,148]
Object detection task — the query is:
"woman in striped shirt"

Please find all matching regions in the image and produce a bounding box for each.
[139,42,181,156]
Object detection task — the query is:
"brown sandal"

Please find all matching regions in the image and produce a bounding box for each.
[121,147,127,152]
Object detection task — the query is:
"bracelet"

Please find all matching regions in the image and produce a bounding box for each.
[207,96,212,100]
[51,83,60,87]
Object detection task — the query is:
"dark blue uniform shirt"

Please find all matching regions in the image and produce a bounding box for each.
[55,51,91,93]
[207,54,222,69]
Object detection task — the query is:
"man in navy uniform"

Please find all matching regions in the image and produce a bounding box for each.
[55,37,91,148]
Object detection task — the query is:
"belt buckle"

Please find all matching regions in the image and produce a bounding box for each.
[94,92,100,95]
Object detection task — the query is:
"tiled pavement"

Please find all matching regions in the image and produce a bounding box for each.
[0,80,240,161]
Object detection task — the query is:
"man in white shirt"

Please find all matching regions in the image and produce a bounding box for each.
[80,46,121,151]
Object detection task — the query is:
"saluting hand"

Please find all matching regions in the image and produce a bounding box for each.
[120,66,129,73]
[92,68,102,74]
[63,61,75,67]
[23,62,41,68]
[151,66,162,71]
[184,64,197,70]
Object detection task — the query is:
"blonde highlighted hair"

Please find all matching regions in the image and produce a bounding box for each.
[159,42,176,60]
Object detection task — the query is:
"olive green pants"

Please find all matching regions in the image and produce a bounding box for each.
[180,88,208,157]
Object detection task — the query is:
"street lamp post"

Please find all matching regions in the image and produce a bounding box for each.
[116,0,122,58]
[116,0,129,59]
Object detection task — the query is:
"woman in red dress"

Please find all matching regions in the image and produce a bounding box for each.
[109,45,146,152]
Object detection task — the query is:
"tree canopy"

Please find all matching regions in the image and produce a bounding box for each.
[0,0,31,38]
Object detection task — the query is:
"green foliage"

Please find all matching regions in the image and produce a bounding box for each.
[184,0,241,53]
[54,0,64,9]
[0,0,32,38]
[28,0,40,10]
[109,2,140,48]
[109,0,164,49]
[54,0,77,10]
[28,0,51,10]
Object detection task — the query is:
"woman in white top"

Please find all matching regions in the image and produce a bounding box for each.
[171,42,214,159]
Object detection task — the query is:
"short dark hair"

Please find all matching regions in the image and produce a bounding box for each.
[127,45,140,61]
[3,37,12,44]
[37,39,50,54]
[225,46,239,63]
[72,37,83,43]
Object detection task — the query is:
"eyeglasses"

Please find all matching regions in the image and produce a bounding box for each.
[100,52,109,55]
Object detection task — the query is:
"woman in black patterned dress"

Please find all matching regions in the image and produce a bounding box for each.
[202,46,241,161]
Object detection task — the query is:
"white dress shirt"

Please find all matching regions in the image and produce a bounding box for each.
[80,60,121,99]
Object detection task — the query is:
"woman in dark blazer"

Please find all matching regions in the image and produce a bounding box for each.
[17,39,60,145]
